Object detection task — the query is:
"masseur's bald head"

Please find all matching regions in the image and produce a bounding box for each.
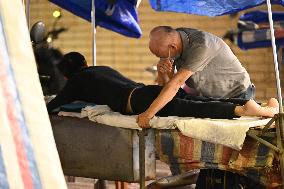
[149,26,181,58]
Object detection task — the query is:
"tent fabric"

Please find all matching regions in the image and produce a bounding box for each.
[0,1,67,189]
[237,11,284,49]
[149,0,284,17]
[49,0,142,38]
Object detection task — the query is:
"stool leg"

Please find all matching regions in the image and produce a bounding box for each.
[139,130,146,189]
[94,179,106,189]
[276,114,284,189]
[115,181,128,189]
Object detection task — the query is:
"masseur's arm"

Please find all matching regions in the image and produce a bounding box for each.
[137,68,193,128]
[47,81,77,113]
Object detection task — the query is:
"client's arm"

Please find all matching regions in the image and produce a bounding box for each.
[47,82,77,113]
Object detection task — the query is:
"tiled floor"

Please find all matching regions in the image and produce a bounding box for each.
[66,160,196,189]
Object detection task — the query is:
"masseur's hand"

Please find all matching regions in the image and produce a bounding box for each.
[157,59,172,74]
[137,111,153,128]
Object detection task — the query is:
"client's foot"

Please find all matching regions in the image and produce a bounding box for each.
[236,98,279,118]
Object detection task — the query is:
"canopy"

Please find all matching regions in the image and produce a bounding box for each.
[149,0,284,17]
[49,0,142,38]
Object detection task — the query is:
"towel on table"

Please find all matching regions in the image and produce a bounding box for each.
[79,105,271,150]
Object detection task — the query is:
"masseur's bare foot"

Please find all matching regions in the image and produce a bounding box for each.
[235,98,279,118]
[267,98,279,109]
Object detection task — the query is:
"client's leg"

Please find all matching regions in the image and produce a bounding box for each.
[178,92,249,106]
[167,97,279,118]
[131,85,239,119]
[130,85,279,119]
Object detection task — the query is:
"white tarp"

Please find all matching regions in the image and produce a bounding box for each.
[0,1,67,189]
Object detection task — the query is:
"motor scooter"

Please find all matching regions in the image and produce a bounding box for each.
[30,10,67,95]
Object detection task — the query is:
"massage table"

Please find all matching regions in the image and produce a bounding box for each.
[49,106,282,189]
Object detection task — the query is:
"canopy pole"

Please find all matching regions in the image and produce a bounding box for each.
[266,1,284,188]
[91,0,96,66]
[266,0,283,110]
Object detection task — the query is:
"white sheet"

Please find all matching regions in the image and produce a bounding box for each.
[76,105,271,150]
[0,1,67,188]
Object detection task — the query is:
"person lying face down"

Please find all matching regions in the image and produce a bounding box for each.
[47,52,279,128]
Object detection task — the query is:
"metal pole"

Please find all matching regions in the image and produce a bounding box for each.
[91,0,96,66]
[139,130,146,189]
[266,2,284,188]
[266,0,283,111]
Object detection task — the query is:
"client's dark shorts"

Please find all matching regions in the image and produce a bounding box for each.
[130,85,163,114]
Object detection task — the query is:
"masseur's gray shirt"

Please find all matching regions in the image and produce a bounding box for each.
[175,28,251,98]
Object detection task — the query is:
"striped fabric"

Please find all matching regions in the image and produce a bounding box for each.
[156,129,281,187]
[0,147,9,189]
[0,1,67,189]
[241,29,284,43]
[0,17,42,189]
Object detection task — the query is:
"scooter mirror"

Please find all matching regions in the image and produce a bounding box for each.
[30,21,46,44]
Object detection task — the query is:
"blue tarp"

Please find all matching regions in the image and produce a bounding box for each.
[149,0,284,17]
[148,0,284,50]
[237,11,284,49]
[49,0,142,38]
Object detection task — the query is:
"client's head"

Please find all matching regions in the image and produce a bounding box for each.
[58,52,88,79]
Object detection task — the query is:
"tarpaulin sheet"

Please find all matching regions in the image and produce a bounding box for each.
[0,1,67,188]
[49,0,142,38]
[149,0,284,17]
[237,10,284,49]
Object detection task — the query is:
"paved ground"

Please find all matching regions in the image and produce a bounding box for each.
[66,160,196,189]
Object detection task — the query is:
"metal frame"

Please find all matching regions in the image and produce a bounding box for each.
[91,0,96,66]
[247,113,284,188]
[139,130,146,189]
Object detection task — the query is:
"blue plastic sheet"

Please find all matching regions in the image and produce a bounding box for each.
[237,11,284,49]
[49,0,142,38]
[149,0,284,17]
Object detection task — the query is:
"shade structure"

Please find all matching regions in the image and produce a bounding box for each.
[149,0,284,17]
[49,0,142,38]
